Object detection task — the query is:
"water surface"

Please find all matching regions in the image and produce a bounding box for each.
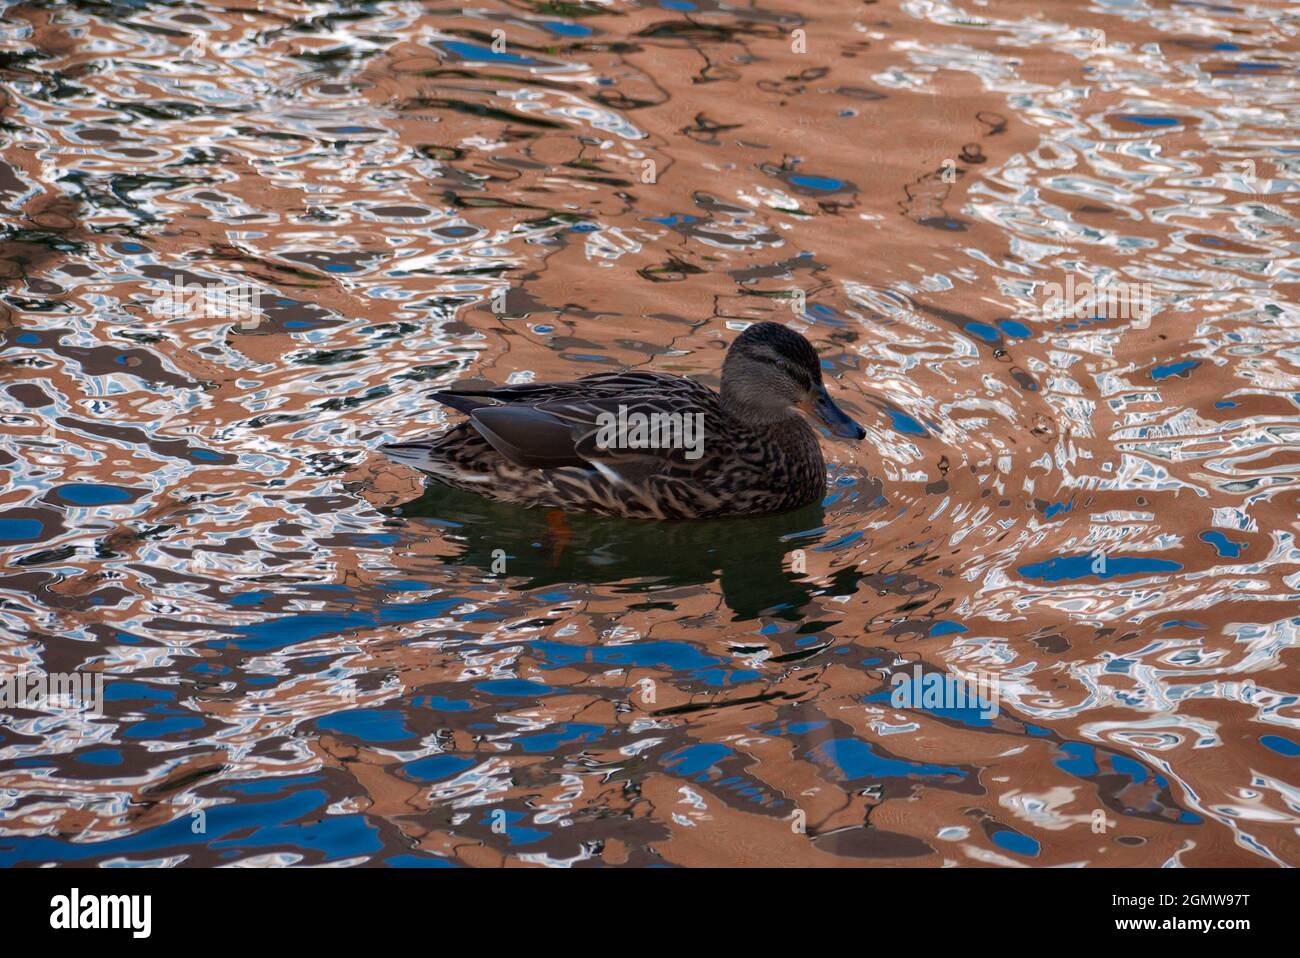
[1,0,1298,867]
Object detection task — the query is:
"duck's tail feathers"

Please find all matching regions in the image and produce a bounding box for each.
[431,390,496,415]
[379,440,445,473]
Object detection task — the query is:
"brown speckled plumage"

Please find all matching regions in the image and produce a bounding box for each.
[382,324,863,519]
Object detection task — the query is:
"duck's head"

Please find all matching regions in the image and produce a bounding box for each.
[721,322,866,439]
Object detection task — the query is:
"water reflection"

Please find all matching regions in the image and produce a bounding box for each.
[1,0,1297,868]
[391,482,845,619]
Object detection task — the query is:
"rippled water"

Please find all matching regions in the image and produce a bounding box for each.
[1,0,1298,868]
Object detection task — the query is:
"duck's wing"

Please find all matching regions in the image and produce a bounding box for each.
[431,371,679,411]
[462,405,590,469]
[441,375,722,475]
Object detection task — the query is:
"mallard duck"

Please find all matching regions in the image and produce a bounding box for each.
[381,322,864,519]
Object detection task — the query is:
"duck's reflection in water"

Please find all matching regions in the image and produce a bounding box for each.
[388,483,861,620]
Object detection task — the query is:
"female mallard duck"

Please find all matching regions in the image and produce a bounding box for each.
[381,322,865,519]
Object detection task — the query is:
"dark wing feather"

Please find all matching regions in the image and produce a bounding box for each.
[432,391,495,415]
[433,371,687,406]
[436,373,719,475]
[468,405,588,469]
[537,395,711,472]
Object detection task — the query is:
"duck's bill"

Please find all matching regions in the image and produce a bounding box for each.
[810,387,866,440]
